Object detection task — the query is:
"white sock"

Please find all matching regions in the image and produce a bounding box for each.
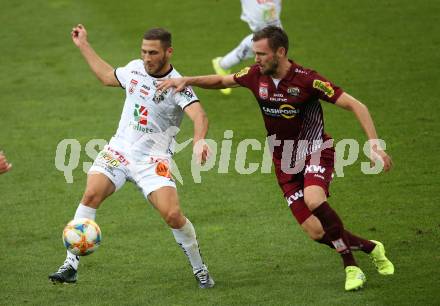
[220,33,254,69]
[172,218,205,272]
[65,203,97,270]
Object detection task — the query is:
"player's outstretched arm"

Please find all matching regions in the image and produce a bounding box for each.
[71,24,119,87]
[158,74,239,93]
[0,151,12,174]
[335,93,392,171]
[184,103,211,165]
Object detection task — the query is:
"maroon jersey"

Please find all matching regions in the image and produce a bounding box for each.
[233,60,343,160]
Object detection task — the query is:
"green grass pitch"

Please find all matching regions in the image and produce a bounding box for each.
[0,0,439,305]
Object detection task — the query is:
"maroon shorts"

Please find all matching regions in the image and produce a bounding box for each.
[273,147,335,224]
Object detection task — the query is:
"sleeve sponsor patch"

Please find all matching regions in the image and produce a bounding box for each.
[312,79,335,98]
[179,87,195,102]
[234,67,251,78]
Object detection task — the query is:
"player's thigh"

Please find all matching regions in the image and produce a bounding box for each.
[303,147,335,210]
[81,172,116,208]
[82,146,129,207]
[148,186,185,228]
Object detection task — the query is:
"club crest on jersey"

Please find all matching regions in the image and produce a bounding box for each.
[313,79,334,98]
[128,79,138,95]
[259,82,269,100]
[287,87,300,97]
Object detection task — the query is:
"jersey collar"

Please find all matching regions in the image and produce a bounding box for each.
[148,64,174,79]
[283,60,297,81]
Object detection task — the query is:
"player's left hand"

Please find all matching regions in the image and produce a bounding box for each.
[0,152,12,174]
[193,139,211,165]
[370,144,393,172]
[157,77,187,93]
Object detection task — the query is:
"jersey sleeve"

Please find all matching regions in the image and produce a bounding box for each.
[308,71,344,104]
[174,86,200,110]
[233,65,259,89]
[114,60,138,89]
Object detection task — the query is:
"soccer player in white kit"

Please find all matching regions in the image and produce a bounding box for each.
[49,24,215,288]
[212,0,282,95]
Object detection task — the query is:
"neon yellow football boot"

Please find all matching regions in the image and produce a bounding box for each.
[212,57,231,95]
[369,240,395,275]
[345,266,366,291]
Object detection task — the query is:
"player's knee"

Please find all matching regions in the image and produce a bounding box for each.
[164,209,184,228]
[81,189,105,207]
[307,227,325,240]
[304,186,327,210]
[304,196,324,211]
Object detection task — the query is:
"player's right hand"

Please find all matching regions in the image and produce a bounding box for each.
[0,152,12,174]
[157,77,187,93]
[71,24,88,47]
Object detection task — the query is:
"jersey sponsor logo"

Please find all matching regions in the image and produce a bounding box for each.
[134,104,148,125]
[259,82,269,99]
[129,79,138,95]
[261,104,299,119]
[131,70,148,77]
[313,79,335,98]
[234,66,250,78]
[129,122,154,133]
[294,68,308,75]
[304,165,326,174]
[96,151,128,170]
[287,87,300,97]
[180,87,194,102]
[269,93,287,102]
[286,189,304,206]
[155,160,172,178]
[106,147,129,165]
[139,89,149,100]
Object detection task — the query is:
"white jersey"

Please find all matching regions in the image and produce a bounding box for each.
[240,0,282,32]
[110,59,198,159]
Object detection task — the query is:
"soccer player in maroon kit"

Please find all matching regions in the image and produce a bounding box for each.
[158,26,394,291]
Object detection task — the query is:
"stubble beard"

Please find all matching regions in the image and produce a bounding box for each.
[145,54,168,75]
[262,56,279,76]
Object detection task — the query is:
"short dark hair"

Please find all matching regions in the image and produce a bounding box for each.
[143,28,172,49]
[253,26,289,55]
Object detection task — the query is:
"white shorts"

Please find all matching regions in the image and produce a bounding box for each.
[88,145,176,198]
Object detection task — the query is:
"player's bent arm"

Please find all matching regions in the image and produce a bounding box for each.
[334,92,379,140]
[77,42,120,87]
[183,102,209,144]
[335,92,393,171]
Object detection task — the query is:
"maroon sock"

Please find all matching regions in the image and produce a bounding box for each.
[312,202,357,267]
[317,232,376,254]
[317,233,333,248]
[345,231,376,253]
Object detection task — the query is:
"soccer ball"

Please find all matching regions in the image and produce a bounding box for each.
[62,218,102,256]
